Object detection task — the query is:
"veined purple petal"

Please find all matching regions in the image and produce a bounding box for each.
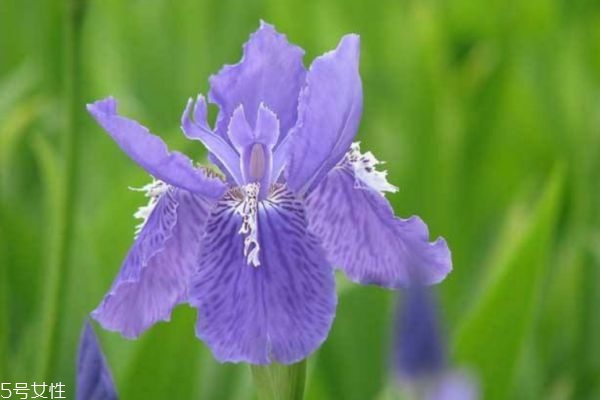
[181,96,244,185]
[92,187,215,338]
[87,97,226,199]
[393,288,445,380]
[209,21,306,143]
[77,321,118,400]
[189,186,336,364]
[285,34,363,195]
[306,166,451,287]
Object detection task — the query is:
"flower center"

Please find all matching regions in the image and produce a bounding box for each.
[235,182,261,267]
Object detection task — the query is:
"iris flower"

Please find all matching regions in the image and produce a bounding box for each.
[87,22,451,364]
[77,321,118,400]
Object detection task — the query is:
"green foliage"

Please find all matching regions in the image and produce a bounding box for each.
[1,0,599,399]
[453,166,564,399]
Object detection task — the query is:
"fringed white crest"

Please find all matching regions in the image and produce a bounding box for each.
[346,142,398,196]
[235,182,261,267]
[129,179,169,237]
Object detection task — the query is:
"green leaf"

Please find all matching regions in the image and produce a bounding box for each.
[29,133,64,380]
[119,308,203,399]
[306,285,393,400]
[452,165,565,400]
[251,360,307,400]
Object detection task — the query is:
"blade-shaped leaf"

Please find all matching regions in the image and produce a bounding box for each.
[453,166,564,399]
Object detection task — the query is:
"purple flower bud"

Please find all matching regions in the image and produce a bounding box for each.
[394,287,446,379]
[77,321,118,400]
[392,288,480,400]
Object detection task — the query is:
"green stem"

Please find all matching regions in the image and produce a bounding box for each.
[251,360,307,400]
[36,0,87,380]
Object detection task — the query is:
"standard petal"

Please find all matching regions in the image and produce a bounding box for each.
[92,187,214,338]
[77,321,118,400]
[88,97,226,199]
[209,21,306,141]
[306,166,451,287]
[285,34,363,195]
[189,187,336,364]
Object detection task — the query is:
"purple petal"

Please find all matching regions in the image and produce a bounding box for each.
[255,103,280,148]
[88,97,226,199]
[285,34,363,194]
[181,96,244,184]
[306,166,451,287]
[393,288,445,379]
[209,21,306,142]
[227,105,254,151]
[189,187,336,364]
[92,187,215,338]
[227,104,281,150]
[77,321,118,400]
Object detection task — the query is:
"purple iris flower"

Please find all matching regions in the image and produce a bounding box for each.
[87,22,451,365]
[77,321,118,400]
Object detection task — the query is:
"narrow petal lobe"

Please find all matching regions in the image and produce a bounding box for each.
[88,97,226,198]
[181,97,244,184]
[190,186,336,364]
[92,186,214,338]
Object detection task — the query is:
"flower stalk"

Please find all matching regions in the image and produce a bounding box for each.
[251,361,307,400]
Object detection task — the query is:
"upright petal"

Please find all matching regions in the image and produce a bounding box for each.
[227,105,254,152]
[92,186,215,338]
[209,21,306,141]
[285,35,363,195]
[254,103,280,148]
[189,186,336,364]
[88,97,226,199]
[306,166,451,287]
[77,321,118,400]
[181,96,244,184]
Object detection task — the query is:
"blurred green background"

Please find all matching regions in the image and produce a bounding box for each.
[1,0,599,399]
